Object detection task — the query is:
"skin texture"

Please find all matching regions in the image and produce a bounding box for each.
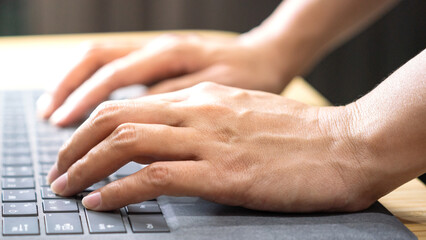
[38,0,400,126]
[47,82,361,212]
[41,0,426,212]
[47,49,425,212]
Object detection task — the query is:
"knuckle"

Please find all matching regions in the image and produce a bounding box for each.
[56,145,70,172]
[110,123,138,149]
[229,88,249,100]
[149,34,189,55]
[90,101,121,127]
[193,102,232,120]
[100,180,129,208]
[194,81,220,91]
[67,159,85,184]
[95,64,123,89]
[79,41,104,59]
[156,33,183,45]
[105,180,126,196]
[146,162,172,189]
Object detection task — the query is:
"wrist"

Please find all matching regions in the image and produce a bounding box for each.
[343,99,426,203]
[239,20,329,85]
[237,29,309,89]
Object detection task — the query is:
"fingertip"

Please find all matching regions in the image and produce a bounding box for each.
[82,192,102,210]
[49,106,70,127]
[50,172,68,195]
[46,163,60,184]
[36,93,54,119]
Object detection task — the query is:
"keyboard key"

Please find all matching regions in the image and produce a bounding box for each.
[2,189,36,202]
[84,179,109,192]
[2,202,38,216]
[128,214,169,233]
[2,166,33,177]
[3,141,30,149]
[38,155,56,164]
[41,187,63,199]
[38,149,59,157]
[37,145,60,152]
[114,162,145,177]
[38,176,49,186]
[3,133,28,140]
[76,192,90,198]
[2,177,35,189]
[85,209,126,233]
[43,199,78,212]
[38,164,52,175]
[126,201,162,214]
[3,217,40,235]
[45,213,83,234]
[2,156,32,166]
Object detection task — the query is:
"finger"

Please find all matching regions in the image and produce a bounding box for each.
[46,95,189,183]
[48,40,204,127]
[38,43,140,119]
[82,160,213,211]
[50,123,200,196]
[146,67,218,95]
[47,97,187,184]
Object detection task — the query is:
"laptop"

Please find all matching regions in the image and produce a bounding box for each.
[0,89,417,240]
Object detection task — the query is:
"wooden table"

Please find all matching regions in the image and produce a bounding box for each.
[0,31,425,239]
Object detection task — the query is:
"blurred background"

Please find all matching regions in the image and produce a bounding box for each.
[0,0,425,181]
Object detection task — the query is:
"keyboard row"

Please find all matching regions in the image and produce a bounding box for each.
[3,200,162,215]
[3,209,169,235]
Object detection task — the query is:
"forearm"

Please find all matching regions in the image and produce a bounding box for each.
[241,0,400,84]
[345,49,426,200]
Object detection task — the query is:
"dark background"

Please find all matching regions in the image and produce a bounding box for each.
[0,0,425,182]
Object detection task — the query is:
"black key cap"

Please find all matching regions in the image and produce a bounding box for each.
[128,214,169,233]
[126,201,162,214]
[3,217,40,235]
[2,202,38,216]
[43,199,78,212]
[45,213,83,234]
[41,187,63,199]
[2,166,33,177]
[2,177,35,189]
[2,189,36,202]
[85,209,126,233]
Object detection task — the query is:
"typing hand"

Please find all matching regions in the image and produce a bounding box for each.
[37,34,288,127]
[46,82,371,212]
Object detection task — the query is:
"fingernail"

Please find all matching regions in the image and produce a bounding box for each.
[49,106,67,126]
[36,93,53,118]
[82,192,102,210]
[51,172,68,194]
[46,163,60,185]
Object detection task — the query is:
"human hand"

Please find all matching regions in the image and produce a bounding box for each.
[46,82,375,212]
[37,33,290,127]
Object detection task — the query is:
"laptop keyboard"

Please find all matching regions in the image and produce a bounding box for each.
[0,90,169,236]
